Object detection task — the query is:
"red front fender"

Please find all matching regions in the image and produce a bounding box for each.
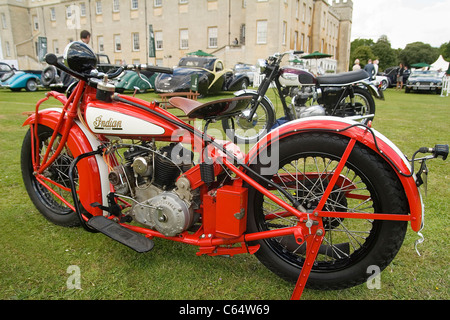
[246,117,423,232]
[23,109,109,217]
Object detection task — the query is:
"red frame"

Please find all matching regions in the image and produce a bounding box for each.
[24,80,423,300]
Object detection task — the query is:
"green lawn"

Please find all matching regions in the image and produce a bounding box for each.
[0,87,448,300]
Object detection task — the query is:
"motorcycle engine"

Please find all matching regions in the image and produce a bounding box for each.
[288,86,325,119]
[109,142,198,237]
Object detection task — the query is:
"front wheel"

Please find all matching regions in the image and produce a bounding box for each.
[21,125,80,227]
[246,133,408,290]
[221,94,275,144]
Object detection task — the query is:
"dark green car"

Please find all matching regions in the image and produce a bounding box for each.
[114,70,158,93]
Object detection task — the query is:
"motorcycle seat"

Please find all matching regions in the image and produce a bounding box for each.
[168,96,252,120]
[317,70,370,86]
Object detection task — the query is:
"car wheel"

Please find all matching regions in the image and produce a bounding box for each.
[25,79,38,92]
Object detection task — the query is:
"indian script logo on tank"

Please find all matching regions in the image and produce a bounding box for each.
[93,115,123,131]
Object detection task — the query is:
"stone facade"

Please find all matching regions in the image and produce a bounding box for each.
[0,0,353,72]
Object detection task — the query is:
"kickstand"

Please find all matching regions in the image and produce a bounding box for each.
[290,227,325,300]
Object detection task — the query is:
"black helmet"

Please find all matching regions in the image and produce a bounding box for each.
[63,41,97,74]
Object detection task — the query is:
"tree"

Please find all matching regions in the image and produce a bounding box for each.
[350,46,374,68]
[399,42,440,67]
[371,36,398,71]
[439,42,450,61]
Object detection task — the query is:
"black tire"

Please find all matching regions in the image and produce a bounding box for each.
[336,87,375,119]
[221,93,276,144]
[21,125,80,227]
[41,66,57,87]
[246,133,408,290]
[25,79,38,92]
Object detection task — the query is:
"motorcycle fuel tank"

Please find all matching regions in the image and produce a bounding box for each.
[279,67,317,87]
[84,100,182,140]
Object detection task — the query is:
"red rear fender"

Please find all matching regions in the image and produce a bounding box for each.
[246,117,423,232]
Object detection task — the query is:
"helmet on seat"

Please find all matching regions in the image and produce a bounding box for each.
[63,41,97,74]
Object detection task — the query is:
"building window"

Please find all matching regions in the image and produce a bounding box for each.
[80,3,86,16]
[98,36,104,52]
[256,20,267,44]
[33,15,39,30]
[282,21,287,45]
[240,24,246,45]
[179,0,188,4]
[1,13,7,29]
[294,31,298,50]
[132,32,140,51]
[131,0,139,10]
[53,40,59,54]
[155,31,163,50]
[114,34,121,52]
[5,41,11,56]
[66,6,72,19]
[208,27,218,48]
[180,29,189,49]
[113,0,120,12]
[154,0,162,7]
[50,8,56,21]
[96,1,102,15]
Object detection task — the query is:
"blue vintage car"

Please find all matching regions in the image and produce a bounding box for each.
[155,56,249,97]
[0,68,42,92]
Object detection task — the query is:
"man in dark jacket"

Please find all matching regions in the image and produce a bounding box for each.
[364,59,376,80]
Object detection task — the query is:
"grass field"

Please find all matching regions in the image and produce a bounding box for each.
[0,87,448,301]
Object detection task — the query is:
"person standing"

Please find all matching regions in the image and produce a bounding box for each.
[352,59,361,71]
[373,60,379,76]
[396,63,404,90]
[80,30,91,45]
[364,59,376,80]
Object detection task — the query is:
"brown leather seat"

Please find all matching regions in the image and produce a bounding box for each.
[168,96,252,120]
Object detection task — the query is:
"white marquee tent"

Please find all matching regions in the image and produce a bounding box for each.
[431,55,449,72]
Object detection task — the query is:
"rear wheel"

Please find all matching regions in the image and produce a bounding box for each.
[25,79,38,92]
[246,133,408,290]
[336,87,375,119]
[21,125,80,227]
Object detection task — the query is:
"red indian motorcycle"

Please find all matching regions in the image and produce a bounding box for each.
[21,42,448,299]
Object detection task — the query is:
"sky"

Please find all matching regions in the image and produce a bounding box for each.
[350,0,450,49]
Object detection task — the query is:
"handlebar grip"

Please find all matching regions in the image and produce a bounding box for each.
[293,51,304,55]
[45,53,58,66]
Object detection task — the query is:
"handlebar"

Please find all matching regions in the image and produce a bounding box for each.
[44,53,173,82]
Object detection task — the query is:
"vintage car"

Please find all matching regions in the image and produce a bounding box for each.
[155,56,250,97]
[114,70,158,93]
[234,63,258,85]
[0,68,42,92]
[0,62,14,79]
[405,70,443,93]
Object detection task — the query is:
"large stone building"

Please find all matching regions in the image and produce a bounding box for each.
[0,0,353,73]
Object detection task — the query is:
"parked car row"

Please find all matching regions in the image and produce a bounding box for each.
[1,55,249,97]
[2,57,444,96]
